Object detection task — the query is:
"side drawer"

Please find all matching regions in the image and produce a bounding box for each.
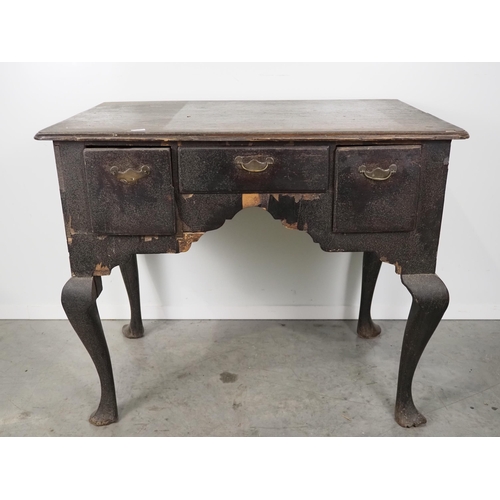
[333,145,421,233]
[178,146,329,193]
[84,148,176,235]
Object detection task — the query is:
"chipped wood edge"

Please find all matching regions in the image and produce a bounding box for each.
[177,232,205,253]
[94,263,111,276]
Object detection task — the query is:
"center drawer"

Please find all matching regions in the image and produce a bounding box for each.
[178,146,330,193]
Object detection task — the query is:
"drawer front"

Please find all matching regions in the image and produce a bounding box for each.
[333,145,421,233]
[84,148,176,235]
[178,146,329,193]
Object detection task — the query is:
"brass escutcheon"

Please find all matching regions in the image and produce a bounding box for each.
[235,156,274,172]
[109,165,151,185]
[359,164,397,181]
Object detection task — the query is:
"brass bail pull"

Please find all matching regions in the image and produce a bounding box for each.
[109,165,151,185]
[359,164,397,181]
[235,156,274,172]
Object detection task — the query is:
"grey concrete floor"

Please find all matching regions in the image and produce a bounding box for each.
[1,319,500,436]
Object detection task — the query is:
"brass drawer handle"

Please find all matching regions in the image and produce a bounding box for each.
[235,156,274,172]
[109,165,151,185]
[359,164,397,181]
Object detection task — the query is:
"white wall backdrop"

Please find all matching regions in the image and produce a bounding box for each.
[1,63,498,320]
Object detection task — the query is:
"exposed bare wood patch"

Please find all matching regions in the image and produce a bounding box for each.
[281,221,298,230]
[242,193,262,209]
[94,263,110,276]
[271,193,321,203]
[65,216,76,239]
[142,236,159,242]
[380,256,402,273]
[182,194,194,200]
[68,217,76,235]
[97,235,107,240]
[300,193,322,201]
[177,232,204,253]
[65,216,77,246]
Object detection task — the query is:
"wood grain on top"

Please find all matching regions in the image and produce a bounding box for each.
[35,100,469,141]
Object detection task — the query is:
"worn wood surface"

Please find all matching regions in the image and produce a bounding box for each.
[35,100,469,142]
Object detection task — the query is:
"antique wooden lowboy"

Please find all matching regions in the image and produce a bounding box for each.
[35,100,468,427]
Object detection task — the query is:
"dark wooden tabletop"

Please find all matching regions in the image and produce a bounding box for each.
[35,100,469,142]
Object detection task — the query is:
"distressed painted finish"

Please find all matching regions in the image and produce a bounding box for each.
[36,100,468,429]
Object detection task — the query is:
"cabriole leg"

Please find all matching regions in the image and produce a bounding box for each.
[395,274,449,427]
[120,254,144,339]
[357,251,382,339]
[61,276,118,426]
